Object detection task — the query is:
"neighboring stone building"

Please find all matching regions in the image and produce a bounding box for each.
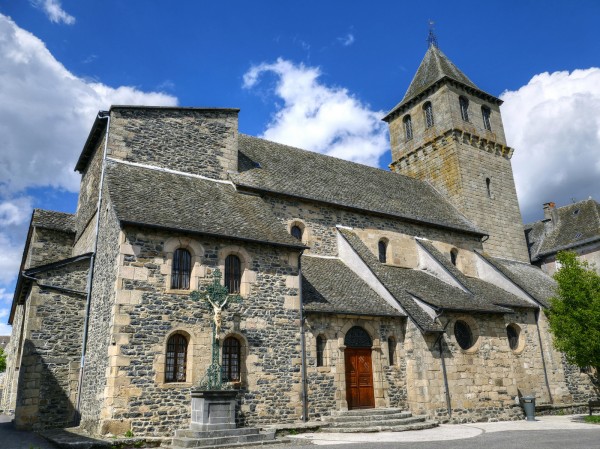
[526,199,600,275]
[3,43,598,436]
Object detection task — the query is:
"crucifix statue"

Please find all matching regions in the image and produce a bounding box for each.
[190,268,241,390]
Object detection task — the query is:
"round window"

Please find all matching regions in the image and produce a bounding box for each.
[454,320,474,350]
[506,324,520,351]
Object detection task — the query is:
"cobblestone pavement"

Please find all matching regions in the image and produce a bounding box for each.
[0,414,57,449]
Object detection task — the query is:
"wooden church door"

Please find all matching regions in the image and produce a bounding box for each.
[344,326,375,409]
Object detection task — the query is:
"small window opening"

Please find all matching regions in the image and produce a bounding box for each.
[454,320,474,350]
[224,254,241,294]
[482,106,492,131]
[450,248,458,266]
[171,248,192,290]
[166,333,188,382]
[316,335,326,367]
[403,115,413,140]
[378,240,387,263]
[506,324,520,351]
[423,101,434,128]
[222,337,241,382]
[486,177,492,198]
[575,232,583,239]
[387,337,396,365]
[291,225,303,241]
[459,96,470,121]
[573,209,580,216]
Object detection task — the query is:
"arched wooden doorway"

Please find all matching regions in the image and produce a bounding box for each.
[344,326,375,409]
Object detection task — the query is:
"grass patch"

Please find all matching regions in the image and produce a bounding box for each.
[584,415,600,424]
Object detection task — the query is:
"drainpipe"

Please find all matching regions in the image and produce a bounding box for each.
[434,311,452,418]
[535,309,554,404]
[75,111,111,422]
[298,251,308,422]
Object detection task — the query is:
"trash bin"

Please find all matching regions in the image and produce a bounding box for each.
[521,396,536,421]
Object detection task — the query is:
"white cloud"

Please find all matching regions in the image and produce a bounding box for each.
[31,0,75,25]
[338,33,355,47]
[243,58,388,167]
[501,68,600,223]
[0,14,178,194]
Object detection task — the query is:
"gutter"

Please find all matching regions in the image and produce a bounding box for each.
[298,251,308,422]
[75,110,111,422]
[434,312,452,418]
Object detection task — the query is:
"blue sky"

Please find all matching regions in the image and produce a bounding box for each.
[1,0,600,334]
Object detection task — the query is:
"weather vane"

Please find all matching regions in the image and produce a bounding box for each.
[427,19,438,48]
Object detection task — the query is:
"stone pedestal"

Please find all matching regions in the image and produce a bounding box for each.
[190,389,238,431]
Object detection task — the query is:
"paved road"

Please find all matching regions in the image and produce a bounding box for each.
[0,414,57,449]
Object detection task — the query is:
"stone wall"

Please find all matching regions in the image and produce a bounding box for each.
[26,227,74,269]
[2,303,25,413]
[75,133,105,240]
[540,241,600,276]
[107,108,238,181]
[12,259,88,430]
[79,197,122,434]
[92,225,302,436]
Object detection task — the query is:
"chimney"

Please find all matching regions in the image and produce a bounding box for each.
[543,202,556,221]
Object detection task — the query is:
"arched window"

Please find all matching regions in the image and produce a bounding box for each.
[506,324,520,351]
[403,115,413,140]
[450,248,458,266]
[224,255,241,294]
[459,96,469,121]
[166,333,188,382]
[316,335,326,367]
[423,101,434,128]
[291,225,303,241]
[486,177,492,198]
[454,320,474,350]
[482,106,492,131]
[222,337,241,382]
[388,337,396,365]
[171,248,191,290]
[378,240,387,263]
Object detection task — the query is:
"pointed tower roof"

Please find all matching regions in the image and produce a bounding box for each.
[383,45,501,122]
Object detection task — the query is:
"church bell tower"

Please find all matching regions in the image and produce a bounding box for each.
[384,41,530,262]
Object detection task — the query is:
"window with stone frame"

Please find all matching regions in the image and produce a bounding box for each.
[224,254,242,294]
[222,336,241,382]
[403,114,413,140]
[171,248,192,290]
[388,337,396,365]
[450,248,458,266]
[378,239,387,264]
[506,324,520,351]
[291,225,303,241]
[423,101,434,128]
[459,96,470,121]
[316,335,326,367]
[454,320,474,350]
[482,106,492,131]
[165,333,188,382]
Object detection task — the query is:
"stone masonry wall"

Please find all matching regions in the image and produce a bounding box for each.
[75,133,105,240]
[79,197,121,434]
[107,108,238,181]
[96,225,302,436]
[26,227,75,269]
[2,304,25,413]
[13,259,88,430]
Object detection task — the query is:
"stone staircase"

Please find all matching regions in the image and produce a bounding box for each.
[320,408,438,433]
[171,427,278,448]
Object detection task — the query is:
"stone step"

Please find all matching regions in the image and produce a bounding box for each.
[172,430,276,448]
[330,407,406,417]
[324,411,413,423]
[323,415,427,429]
[175,427,259,439]
[319,420,439,433]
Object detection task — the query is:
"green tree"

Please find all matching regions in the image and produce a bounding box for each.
[0,347,6,372]
[546,251,600,371]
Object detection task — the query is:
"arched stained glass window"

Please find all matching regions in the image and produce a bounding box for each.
[166,333,188,382]
[222,337,241,382]
[225,255,241,294]
[316,335,326,367]
[423,101,434,128]
[291,225,303,241]
[171,248,191,290]
[506,324,520,351]
[454,320,474,350]
[344,326,372,348]
[403,115,413,140]
[378,240,387,264]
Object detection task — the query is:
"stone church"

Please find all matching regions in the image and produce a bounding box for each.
[3,43,598,436]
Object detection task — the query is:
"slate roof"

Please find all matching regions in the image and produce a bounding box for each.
[302,256,404,317]
[105,160,306,249]
[233,134,482,236]
[31,209,76,233]
[477,253,555,307]
[525,199,600,261]
[384,45,501,120]
[416,240,535,309]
